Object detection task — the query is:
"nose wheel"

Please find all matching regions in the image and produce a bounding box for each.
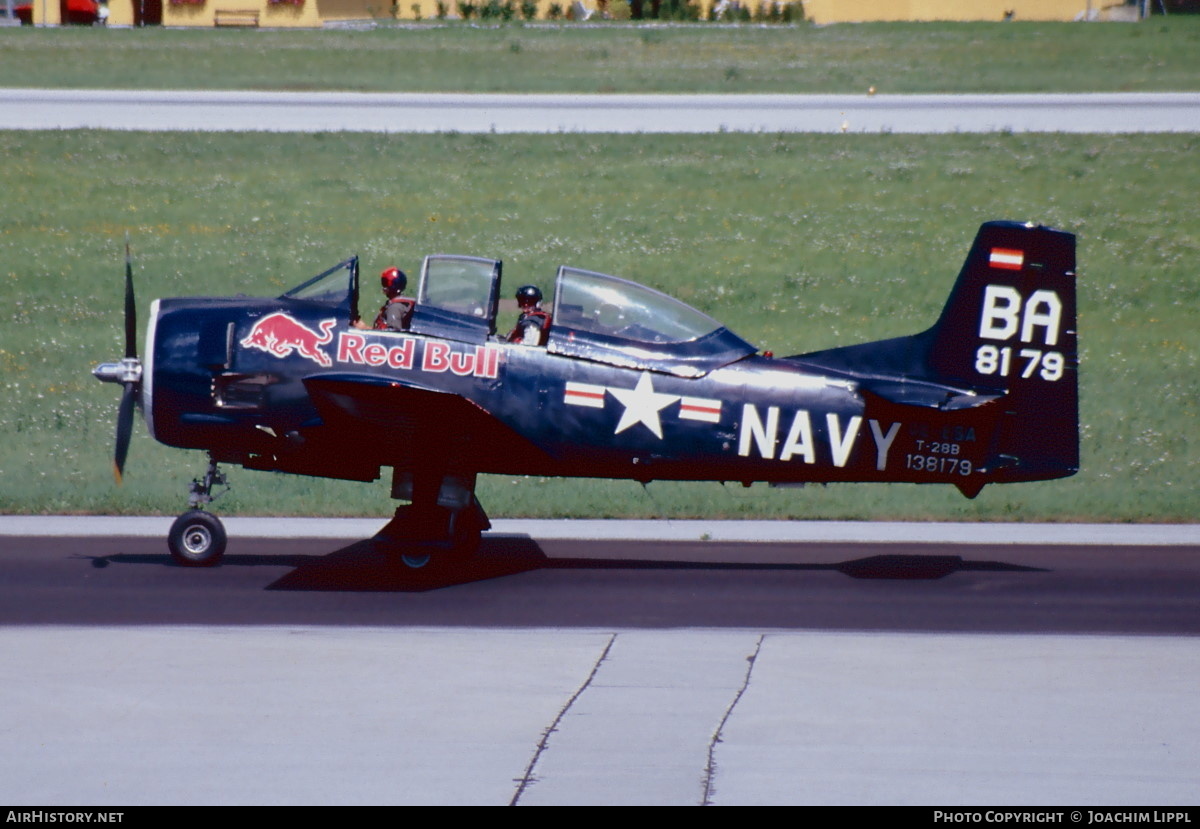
[168,510,227,567]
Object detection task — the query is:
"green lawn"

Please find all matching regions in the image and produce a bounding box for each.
[1,19,1199,93]
[1,130,1195,521]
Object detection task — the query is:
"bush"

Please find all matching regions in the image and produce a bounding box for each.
[477,0,516,18]
[668,0,701,19]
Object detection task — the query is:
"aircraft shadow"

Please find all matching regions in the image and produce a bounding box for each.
[263,536,1045,592]
[84,536,1045,593]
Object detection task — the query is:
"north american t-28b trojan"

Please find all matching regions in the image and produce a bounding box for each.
[93,221,1078,568]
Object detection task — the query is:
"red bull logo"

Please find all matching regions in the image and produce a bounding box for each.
[240,313,337,368]
[336,333,500,379]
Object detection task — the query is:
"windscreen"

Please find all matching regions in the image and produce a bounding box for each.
[281,258,358,307]
[418,256,499,322]
[554,267,723,345]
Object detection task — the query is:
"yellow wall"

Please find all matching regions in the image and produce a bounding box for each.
[800,0,1121,23]
[315,0,631,20]
[105,0,133,25]
[152,0,605,25]
[160,0,322,27]
[304,0,1129,22]
[29,0,61,23]
[31,0,1128,26]
[318,0,386,19]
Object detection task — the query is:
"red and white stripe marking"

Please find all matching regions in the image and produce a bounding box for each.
[564,381,607,408]
[678,396,722,423]
[988,247,1024,271]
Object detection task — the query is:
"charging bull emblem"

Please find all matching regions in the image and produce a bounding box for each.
[240,313,337,368]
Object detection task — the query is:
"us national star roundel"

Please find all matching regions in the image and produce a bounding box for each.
[608,372,679,439]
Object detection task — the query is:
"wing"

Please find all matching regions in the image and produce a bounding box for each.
[303,374,553,473]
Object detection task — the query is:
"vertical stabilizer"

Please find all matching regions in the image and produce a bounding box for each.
[927,222,1078,481]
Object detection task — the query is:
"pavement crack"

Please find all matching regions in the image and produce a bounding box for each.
[702,633,764,806]
[509,632,617,806]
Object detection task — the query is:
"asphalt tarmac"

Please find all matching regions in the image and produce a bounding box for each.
[3,532,1199,633]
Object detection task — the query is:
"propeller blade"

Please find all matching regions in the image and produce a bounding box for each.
[123,235,137,360]
[114,382,136,485]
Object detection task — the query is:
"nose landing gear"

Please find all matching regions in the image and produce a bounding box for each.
[167,455,229,567]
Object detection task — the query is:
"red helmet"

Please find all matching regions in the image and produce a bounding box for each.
[380,267,407,298]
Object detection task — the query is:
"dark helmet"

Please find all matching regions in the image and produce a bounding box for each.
[380,267,407,298]
[516,285,542,308]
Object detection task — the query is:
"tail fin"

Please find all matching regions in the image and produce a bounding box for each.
[928,221,1078,482]
[794,221,1078,488]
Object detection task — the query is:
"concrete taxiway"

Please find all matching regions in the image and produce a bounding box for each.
[2,90,1199,133]
[1,625,1196,806]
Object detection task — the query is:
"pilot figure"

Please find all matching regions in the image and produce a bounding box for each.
[508,285,550,346]
[360,267,414,331]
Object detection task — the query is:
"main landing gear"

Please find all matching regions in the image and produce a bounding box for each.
[167,455,229,567]
[375,469,490,571]
[374,500,489,570]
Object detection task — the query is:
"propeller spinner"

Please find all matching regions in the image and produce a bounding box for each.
[92,238,143,483]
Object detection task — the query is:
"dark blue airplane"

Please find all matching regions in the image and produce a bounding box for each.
[93,221,1077,569]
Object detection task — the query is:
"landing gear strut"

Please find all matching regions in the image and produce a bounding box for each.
[168,455,229,567]
[376,469,490,570]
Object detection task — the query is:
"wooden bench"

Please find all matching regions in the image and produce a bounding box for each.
[213,9,260,26]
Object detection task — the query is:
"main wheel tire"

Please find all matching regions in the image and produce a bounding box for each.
[168,510,227,567]
[400,552,432,569]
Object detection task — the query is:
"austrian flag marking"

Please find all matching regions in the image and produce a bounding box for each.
[989,248,1024,271]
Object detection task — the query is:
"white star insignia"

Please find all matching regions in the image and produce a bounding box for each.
[608,372,679,440]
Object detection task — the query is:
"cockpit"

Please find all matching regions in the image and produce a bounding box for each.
[545,266,755,377]
[282,254,756,378]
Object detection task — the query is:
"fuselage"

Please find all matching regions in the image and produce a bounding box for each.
[145,294,994,492]
[138,223,1078,502]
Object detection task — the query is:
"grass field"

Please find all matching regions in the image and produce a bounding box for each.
[0,130,1195,521]
[1,20,1199,93]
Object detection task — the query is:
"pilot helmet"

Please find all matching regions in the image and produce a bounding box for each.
[380,267,407,298]
[516,285,542,309]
